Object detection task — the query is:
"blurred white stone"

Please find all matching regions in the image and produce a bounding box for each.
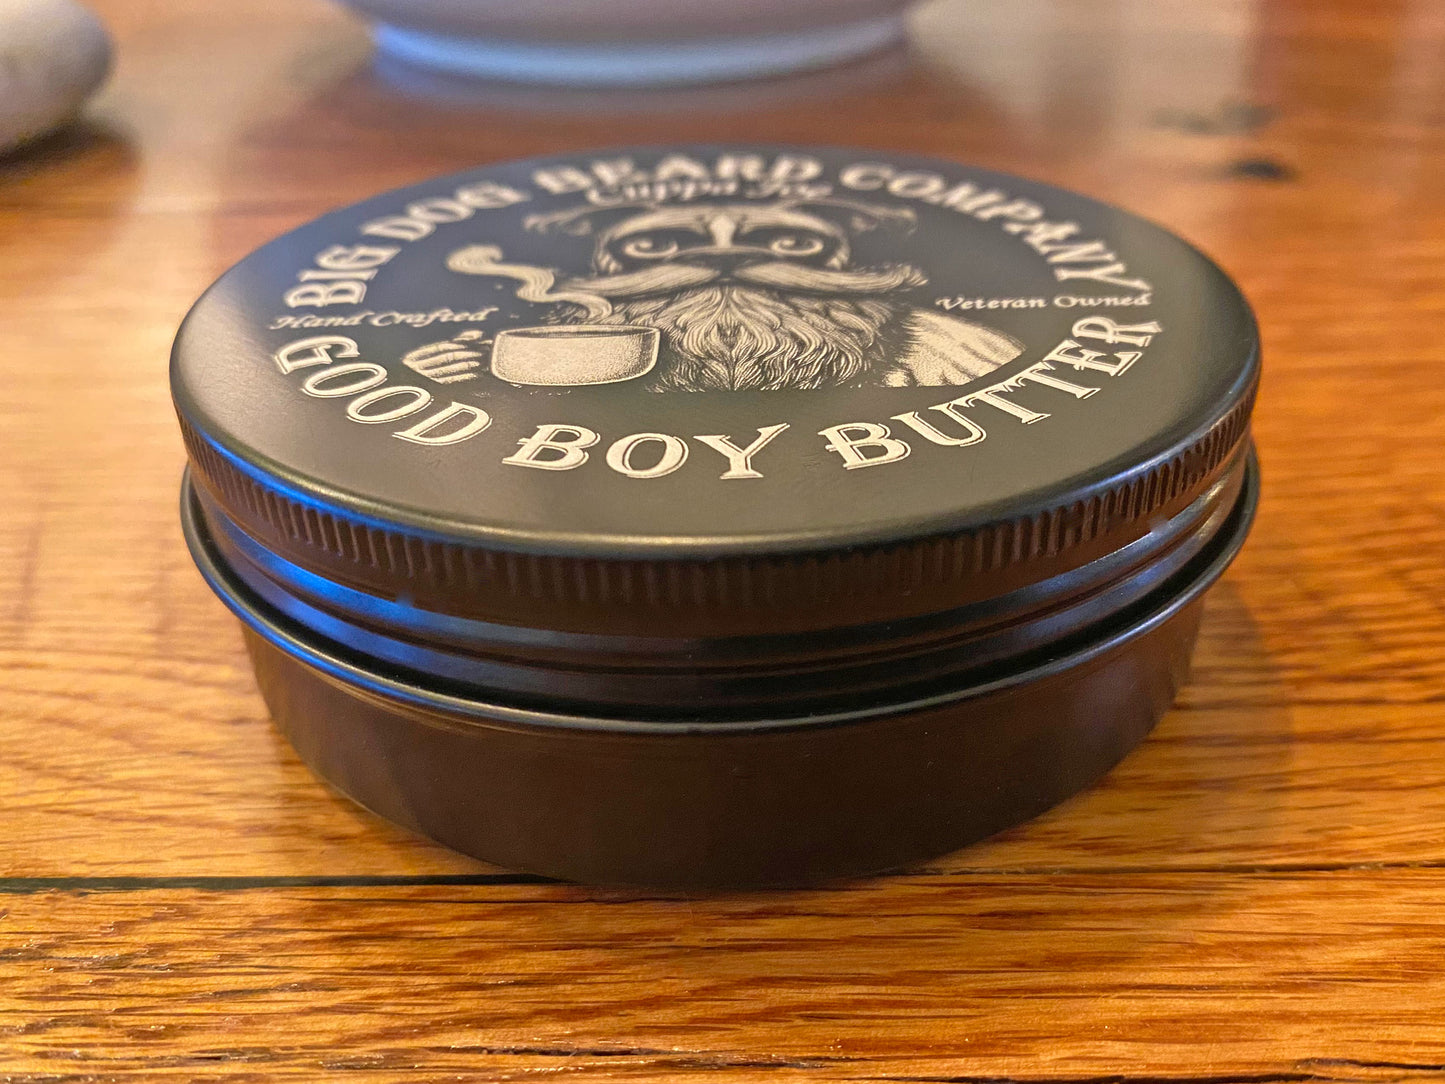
[0,0,111,153]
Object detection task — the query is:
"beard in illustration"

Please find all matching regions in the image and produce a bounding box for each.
[539,203,928,391]
[569,259,926,392]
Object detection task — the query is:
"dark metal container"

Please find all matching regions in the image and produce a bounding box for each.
[173,146,1260,887]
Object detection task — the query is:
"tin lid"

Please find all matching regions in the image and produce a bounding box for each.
[173,145,1258,640]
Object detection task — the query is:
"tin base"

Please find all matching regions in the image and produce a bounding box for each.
[182,452,1254,888]
[246,604,1196,887]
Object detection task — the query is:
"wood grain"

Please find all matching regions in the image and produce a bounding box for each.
[5,874,1445,1080]
[2,0,1445,1077]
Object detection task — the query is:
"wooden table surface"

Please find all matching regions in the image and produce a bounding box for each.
[4,0,1445,1078]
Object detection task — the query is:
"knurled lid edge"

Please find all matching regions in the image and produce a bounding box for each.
[177,372,1255,618]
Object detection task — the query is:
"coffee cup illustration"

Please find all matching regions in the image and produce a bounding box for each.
[490,325,660,386]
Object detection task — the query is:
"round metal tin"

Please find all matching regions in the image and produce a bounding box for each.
[173,146,1261,886]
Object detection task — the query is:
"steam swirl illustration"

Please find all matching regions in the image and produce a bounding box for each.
[445,244,613,319]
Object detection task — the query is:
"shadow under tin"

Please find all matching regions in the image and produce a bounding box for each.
[173,146,1260,887]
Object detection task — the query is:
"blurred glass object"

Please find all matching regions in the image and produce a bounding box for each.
[332,0,918,86]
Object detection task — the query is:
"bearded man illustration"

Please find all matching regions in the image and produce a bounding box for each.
[441,199,1023,392]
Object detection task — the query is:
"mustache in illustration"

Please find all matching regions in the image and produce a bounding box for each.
[565,260,927,299]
